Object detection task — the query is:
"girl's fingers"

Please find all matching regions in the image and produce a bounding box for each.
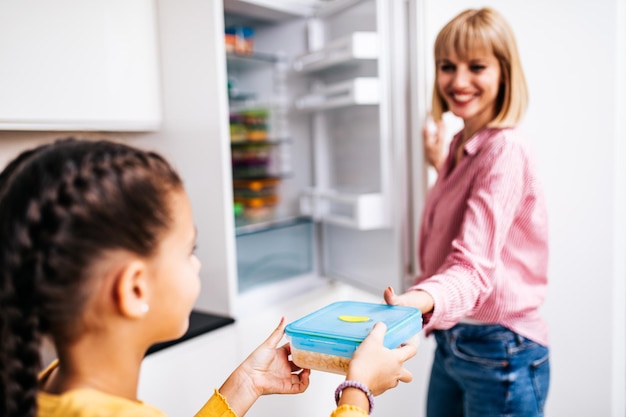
[264,317,286,348]
[368,322,386,340]
[395,342,418,362]
[398,368,414,383]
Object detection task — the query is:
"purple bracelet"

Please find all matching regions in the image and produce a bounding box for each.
[334,380,374,414]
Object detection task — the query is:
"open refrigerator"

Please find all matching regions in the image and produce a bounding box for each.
[221,0,429,301]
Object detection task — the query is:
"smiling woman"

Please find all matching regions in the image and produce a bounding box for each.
[385,7,550,417]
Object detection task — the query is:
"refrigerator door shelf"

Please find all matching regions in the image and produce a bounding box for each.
[293,32,378,73]
[224,0,316,21]
[295,78,379,111]
[224,0,362,22]
[299,188,388,230]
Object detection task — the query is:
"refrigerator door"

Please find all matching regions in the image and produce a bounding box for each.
[296,0,419,294]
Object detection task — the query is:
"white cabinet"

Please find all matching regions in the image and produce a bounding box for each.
[138,325,239,417]
[0,1,161,131]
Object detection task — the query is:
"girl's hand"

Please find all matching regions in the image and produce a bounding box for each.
[423,116,447,171]
[345,322,417,397]
[219,318,310,416]
[241,317,310,396]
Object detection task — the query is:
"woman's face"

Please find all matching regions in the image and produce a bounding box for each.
[145,189,201,342]
[436,49,501,134]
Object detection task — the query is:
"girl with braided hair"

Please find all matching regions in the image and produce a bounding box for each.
[0,138,416,417]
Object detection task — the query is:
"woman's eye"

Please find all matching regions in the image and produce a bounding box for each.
[470,64,486,72]
[440,64,455,72]
[191,244,198,255]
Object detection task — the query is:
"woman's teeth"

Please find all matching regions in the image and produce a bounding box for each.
[453,93,474,103]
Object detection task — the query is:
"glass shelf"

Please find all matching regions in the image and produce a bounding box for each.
[230,138,290,147]
[228,91,257,101]
[235,215,312,237]
[226,51,281,71]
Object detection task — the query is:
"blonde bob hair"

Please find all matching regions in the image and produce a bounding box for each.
[431,7,528,127]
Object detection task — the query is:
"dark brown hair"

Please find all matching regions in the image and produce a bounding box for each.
[0,138,182,417]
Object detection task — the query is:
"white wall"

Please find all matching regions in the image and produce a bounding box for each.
[421,0,626,415]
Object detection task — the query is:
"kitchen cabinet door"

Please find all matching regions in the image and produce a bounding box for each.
[138,325,239,417]
[0,0,161,131]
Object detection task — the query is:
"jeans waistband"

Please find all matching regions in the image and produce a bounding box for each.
[458,317,491,325]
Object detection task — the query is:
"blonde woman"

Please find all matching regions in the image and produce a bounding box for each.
[386,8,550,417]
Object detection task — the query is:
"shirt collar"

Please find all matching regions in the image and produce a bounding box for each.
[453,127,501,156]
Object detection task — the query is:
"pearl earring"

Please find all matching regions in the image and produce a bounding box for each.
[141,304,150,314]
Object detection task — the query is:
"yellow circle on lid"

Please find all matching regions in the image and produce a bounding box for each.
[338,315,370,323]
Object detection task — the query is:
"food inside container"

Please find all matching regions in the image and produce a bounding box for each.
[241,108,269,141]
[285,301,422,375]
[231,144,272,179]
[228,108,270,141]
[225,26,254,55]
[234,195,279,221]
[229,112,246,142]
[233,178,280,198]
[231,145,270,165]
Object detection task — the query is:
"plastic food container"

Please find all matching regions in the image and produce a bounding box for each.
[233,195,279,221]
[242,108,269,141]
[229,113,246,142]
[225,26,254,55]
[233,178,280,198]
[285,301,422,375]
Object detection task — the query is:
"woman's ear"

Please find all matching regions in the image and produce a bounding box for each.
[114,260,151,319]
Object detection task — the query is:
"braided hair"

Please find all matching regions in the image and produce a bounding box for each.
[0,138,183,417]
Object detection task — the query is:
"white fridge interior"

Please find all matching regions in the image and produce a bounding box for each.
[223,0,417,300]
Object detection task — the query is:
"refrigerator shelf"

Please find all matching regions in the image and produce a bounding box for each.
[293,31,378,74]
[224,0,317,22]
[295,77,379,111]
[235,215,312,237]
[299,188,388,230]
[228,90,257,101]
[226,51,281,71]
[230,138,291,147]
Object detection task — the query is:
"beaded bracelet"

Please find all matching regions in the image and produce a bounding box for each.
[334,380,374,414]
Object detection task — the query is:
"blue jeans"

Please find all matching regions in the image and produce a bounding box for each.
[427,324,550,417]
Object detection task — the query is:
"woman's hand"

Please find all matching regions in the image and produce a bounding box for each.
[423,116,447,171]
[384,286,434,315]
[219,318,310,416]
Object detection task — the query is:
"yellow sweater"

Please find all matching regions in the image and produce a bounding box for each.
[37,362,368,417]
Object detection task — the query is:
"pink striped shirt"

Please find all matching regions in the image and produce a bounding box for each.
[410,127,549,346]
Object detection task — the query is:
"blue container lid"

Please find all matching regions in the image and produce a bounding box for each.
[285,301,422,358]
[225,26,254,38]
